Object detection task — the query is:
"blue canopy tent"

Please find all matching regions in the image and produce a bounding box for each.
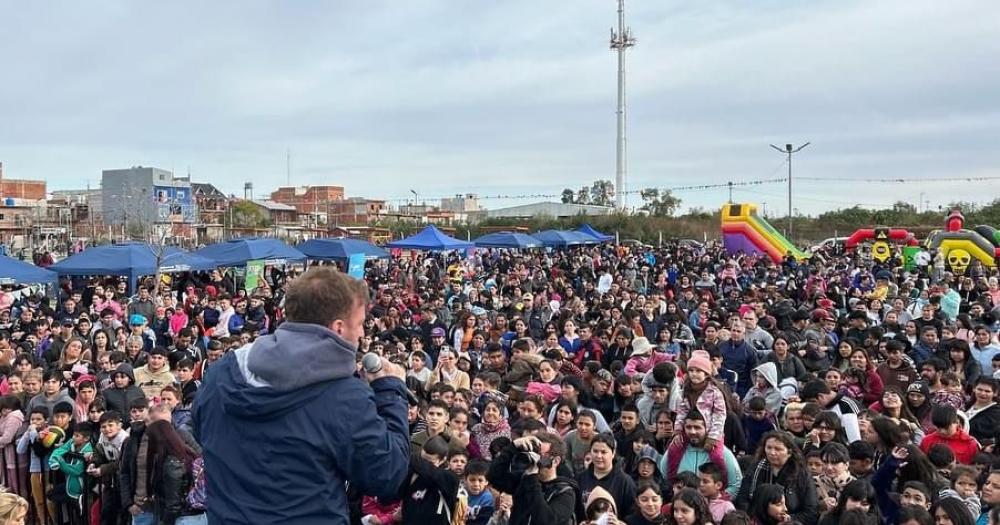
[532,230,595,247]
[387,225,473,251]
[576,224,614,243]
[50,242,217,292]
[0,254,58,286]
[195,238,306,267]
[473,231,544,249]
[298,238,390,262]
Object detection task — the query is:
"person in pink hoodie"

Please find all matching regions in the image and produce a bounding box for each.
[624,337,672,376]
[169,307,189,337]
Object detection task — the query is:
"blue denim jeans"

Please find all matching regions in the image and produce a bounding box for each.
[175,514,208,525]
[132,512,155,525]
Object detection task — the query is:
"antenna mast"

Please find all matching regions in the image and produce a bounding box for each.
[611,0,636,210]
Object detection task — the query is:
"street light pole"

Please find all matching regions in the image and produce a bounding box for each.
[770,142,810,238]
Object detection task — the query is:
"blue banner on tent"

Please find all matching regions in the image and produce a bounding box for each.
[347,253,366,280]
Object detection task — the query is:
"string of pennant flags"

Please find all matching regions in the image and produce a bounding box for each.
[381,173,1000,204]
[382,177,789,204]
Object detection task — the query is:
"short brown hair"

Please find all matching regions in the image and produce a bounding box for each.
[536,431,566,460]
[284,267,369,326]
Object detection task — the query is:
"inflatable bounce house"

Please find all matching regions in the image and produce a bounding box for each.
[926,209,1000,274]
[721,203,809,263]
[845,228,918,263]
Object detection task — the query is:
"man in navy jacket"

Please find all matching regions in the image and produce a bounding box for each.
[193,267,410,524]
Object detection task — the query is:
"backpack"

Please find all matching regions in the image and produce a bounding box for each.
[186,456,207,510]
[532,482,578,525]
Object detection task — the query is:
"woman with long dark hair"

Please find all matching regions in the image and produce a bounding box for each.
[931,496,976,525]
[735,431,818,524]
[906,382,935,434]
[848,348,885,405]
[145,419,199,524]
[666,487,713,525]
[872,387,924,444]
[967,377,1000,442]
[833,340,857,371]
[551,399,578,438]
[817,479,878,525]
[863,416,907,471]
[746,483,790,525]
[946,340,981,390]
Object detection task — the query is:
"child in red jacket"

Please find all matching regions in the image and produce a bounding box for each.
[361,496,401,525]
[919,404,980,464]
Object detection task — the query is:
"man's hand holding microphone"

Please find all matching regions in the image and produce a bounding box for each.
[361,352,406,383]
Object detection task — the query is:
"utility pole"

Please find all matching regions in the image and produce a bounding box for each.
[728,181,733,203]
[286,149,291,186]
[611,0,636,211]
[770,142,810,237]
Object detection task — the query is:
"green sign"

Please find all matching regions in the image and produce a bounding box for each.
[246,259,265,292]
[902,246,920,271]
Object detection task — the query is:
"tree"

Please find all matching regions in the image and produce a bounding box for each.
[224,200,271,229]
[576,186,591,205]
[590,180,615,207]
[639,188,682,217]
[561,189,576,204]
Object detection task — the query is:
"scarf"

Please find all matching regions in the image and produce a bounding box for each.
[472,419,510,460]
[97,429,130,463]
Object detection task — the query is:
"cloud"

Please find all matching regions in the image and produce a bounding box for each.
[0,0,997,215]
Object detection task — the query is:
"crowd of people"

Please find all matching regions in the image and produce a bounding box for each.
[3,238,1000,525]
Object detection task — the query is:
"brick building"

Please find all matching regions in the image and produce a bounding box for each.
[328,197,386,225]
[270,185,344,214]
[0,162,47,200]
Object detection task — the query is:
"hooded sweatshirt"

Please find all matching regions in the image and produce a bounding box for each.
[577,463,637,517]
[192,321,410,525]
[102,364,146,418]
[742,362,783,415]
[919,427,980,464]
[26,388,74,420]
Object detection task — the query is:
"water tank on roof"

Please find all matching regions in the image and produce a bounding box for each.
[4,198,14,207]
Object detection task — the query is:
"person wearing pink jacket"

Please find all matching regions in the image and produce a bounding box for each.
[623,337,672,376]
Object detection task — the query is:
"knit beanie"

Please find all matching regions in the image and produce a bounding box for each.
[686,350,713,375]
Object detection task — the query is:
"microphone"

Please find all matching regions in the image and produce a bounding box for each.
[361,352,383,375]
[362,352,419,405]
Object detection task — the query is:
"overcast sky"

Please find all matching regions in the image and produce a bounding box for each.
[1,1,999,215]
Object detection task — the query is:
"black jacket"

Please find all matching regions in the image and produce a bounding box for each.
[400,455,460,525]
[735,459,818,525]
[968,403,1000,443]
[153,454,191,523]
[487,441,581,525]
[118,423,145,510]
[102,364,146,421]
[625,513,668,525]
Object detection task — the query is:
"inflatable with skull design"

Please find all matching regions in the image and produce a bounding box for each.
[925,209,1000,274]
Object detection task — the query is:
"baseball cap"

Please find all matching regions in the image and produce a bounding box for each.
[60,317,75,327]
[430,327,446,338]
[129,314,147,326]
[790,310,810,322]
